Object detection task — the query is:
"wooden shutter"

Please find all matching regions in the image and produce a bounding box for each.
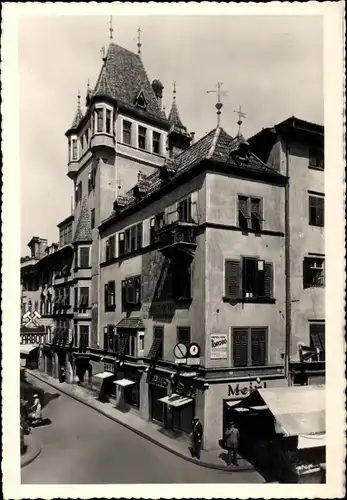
[238,196,250,219]
[264,263,273,298]
[233,328,248,367]
[225,260,241,299]
[251,328,267,366]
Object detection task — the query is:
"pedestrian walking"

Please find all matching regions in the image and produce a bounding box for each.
[190,417,203,459]
[224,422,239,466]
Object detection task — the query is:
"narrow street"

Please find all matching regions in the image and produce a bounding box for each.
[21,376,265,484]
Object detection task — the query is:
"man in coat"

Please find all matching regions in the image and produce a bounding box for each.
[191,417,203,459]
[224,422,240,466]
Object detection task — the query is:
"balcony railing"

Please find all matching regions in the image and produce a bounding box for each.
[154,220,197,258]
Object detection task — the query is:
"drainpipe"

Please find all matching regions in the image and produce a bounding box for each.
[284,140,291,383]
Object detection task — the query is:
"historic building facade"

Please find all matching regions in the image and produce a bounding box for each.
[21,35,325,451]
[248,117,325,386]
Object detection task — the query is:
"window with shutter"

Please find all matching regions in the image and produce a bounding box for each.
[119,232,125,256]
[225,260,241,299]
[263,263,273,298]
[125,229,131,254]
[104,283,109,311]
[251,328,267,366]
[238,196,250,229]
[250,198,263,232]
[233,328,248,367]
[136,223,143,250]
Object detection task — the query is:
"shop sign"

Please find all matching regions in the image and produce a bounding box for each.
[104,362,116,374]
[228,380,267,398]
[149,373,170,388]
[210,334,228,359]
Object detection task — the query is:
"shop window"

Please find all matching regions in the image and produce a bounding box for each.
[104,281,116,312]
[138,126,147,150]
[177,326,190,347]
[309,195,324,227]
[123,120,132,145]
[96,108,103,133]
[303,257,325,288]
[122,276,142,308]
[79,247,90,268]
[124,381,140,408]
[91,209,95,230]
[79,287,89,311]
[238,195,263,231]
[105,235,116,261]
[105,109,112,134]
[232,327,268,367]
[79,325,89,348]
[310,323,325,361]
[224,258,273,301]
[309,148,324,170]
[177,197,192,223]
[153,131,161,154]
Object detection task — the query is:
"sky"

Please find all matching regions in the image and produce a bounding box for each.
[19,14,323,255]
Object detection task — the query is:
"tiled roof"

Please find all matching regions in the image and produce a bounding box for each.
[168,98,187,133]
[116,317,145,329]
[73,197,92,242]
[100,126,285,228]
[70,105,84,130]
[92,43,167,122]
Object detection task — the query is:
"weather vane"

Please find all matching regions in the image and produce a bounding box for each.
[109,16,114,40]
[206,82,229,126]
[137,27,142,55]
[234,105,247,136]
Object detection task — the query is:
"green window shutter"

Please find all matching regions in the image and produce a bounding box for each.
[233,328,248,367]
[225,260,241,299]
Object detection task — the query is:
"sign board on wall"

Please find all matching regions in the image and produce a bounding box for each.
[210,334,228,359]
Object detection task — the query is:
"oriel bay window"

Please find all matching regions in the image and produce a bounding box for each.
[96,108,103,133]
[177,197,192,223]
[79,247,90,268]
[232,327,268,367]
[303,257,325,288]
[105,109,112,134]
[104,281,116,312]
[224,258,273,302]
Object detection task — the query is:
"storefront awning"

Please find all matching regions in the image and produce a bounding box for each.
[94,372,114,379]
[20,344,38,356]
[158,393,193,407]
[116,317,145,329]
[226,400,242,408]
[297,432,326,449]
[113,378,136,387]
[255,385,325,437]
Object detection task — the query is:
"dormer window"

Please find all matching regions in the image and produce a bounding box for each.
[135,91,147,110]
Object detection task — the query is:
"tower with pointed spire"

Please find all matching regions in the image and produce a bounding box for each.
[167,82,191,158]
[65,91,84,180]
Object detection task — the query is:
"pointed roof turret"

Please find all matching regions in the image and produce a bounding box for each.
[168,82,187,133]
[70,91,84,130]
[73,196,92,243]
[90,42,167,123]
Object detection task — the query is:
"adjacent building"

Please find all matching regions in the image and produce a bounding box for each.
[21,37,324,452]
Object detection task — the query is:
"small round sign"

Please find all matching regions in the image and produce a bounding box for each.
[188,342,200,358]
[173,343,188,359]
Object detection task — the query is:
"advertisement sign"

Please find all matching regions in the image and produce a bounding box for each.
[210,334,228,359]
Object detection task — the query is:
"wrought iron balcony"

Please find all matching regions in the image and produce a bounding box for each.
[154,220,197,259]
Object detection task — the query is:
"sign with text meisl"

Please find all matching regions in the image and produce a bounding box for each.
[210,334,228,359]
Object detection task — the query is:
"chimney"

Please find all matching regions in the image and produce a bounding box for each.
[151,79,164,110]
[190,132,195,144]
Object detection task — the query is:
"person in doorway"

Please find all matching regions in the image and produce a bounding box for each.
[191,417,203,459]
[224,422,240,466]
[60,365,66,383]
[29,393,42,422]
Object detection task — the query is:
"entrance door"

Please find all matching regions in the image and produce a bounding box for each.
[172,402,194,434]
[46,355,53,376]
[150,385,166,423]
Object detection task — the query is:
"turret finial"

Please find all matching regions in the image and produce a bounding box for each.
[109,16,114,40]
[137,27,142,55]
[234,105,247,136]
[206,82,229,127]
[173,81,176,100]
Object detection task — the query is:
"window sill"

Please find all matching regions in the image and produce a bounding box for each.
[308,165,324,172]
[308,224,324,228]
[223,296,276,304]
[303,285,325,290]
[74,266,92,272]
